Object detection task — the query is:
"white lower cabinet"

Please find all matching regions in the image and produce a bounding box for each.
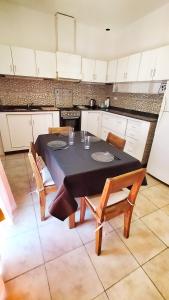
[7,114,33,148]
[0,112,59,152]
[81,111,151,163]
[81,111,101,136]
[32,114,53,141]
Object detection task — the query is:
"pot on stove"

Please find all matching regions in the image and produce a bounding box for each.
[89,99,96,107]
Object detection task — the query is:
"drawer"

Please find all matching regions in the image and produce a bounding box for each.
[126,119,149,139]
[124,136,144,161]
[102,113,127,137]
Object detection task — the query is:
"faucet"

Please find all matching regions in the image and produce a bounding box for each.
[27,102,34,110]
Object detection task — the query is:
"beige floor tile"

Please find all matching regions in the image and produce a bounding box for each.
[46,246,103,300]
[0,205,37,239]
[1,230,43,281]
[75,208,113,244]
[5,153,25,160]
[5,266,51,300]
[109,211,138,230]
[161,204,169,216]
[107,268,163,300]
[85,231,138,289]
[117,219,166,265]
[38,220,82,262]
[134,193,158,218]
[143,249,169,300]
[5,157,26,169]
[142,210,169,246]
[13,192,33,206]
[141,184,169,208]
[140,174,160,191]
[94,292,109,300]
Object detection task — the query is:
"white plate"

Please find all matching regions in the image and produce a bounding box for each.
[91,152,114,162]
[47,140,67,149]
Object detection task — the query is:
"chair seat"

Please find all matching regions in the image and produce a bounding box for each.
[85,188,130,211]
[41,166,55,187]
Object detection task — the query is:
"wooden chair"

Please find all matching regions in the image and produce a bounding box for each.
[80,168,146,255]
[48,126,72,135]
[28,143,75,228]
[106,132,126,151]
[28,142,57,221]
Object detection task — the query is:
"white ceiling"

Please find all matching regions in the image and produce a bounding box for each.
[7,0,169,30]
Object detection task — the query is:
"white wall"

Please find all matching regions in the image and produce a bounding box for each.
[0,1,169,60]
[0,1,56,52]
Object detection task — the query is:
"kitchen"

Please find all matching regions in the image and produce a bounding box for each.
[1,0,169,299]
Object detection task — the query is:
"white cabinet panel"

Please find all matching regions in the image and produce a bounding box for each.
[100,127,110,141]
[154,45,169,80]
[32,114,53,141]
[82,58,95,82]
[102,112,127,137]
[35,50,56,78]
[56,52,81,80]
[0,45,13,75]
[116,56,128,82]
[81,111,101,136]
[93,60,107,83]
[107,60,117,83]
[138,49,157,81]
[11,46,36,77]
[7,114,33,148]
[127,53,141,82]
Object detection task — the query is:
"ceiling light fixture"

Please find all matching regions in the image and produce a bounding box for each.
[106,28,110,31]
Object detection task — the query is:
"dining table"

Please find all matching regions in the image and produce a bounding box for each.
[35,131,145,224]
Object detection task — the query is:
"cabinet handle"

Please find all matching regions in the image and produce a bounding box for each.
[150,69,153,79]
[9,65,13,73]
[126,72,127,80]
[37,67,40,75]
[153,68,156,78]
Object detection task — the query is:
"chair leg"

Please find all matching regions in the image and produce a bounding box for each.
[39,191,46,221]
[95,221,103,255]
[80,197,87,223]
[69,213,75,229]
[124,208,133,238]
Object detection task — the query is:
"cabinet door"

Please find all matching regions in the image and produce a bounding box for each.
[127,53,141,82]
[0,45,14,75]
[32,114,53,141]
[81,111,88,130]
[56,52,81,79]
[154,46,169,80]
[93,60,107,83]
[87,112,100,136]
[116,56,128,82]
[107,60,117,83]
[36,50,56,78]
[7,114,33,148]
[138,49,157,81]
[82,58,95,82]
[11,46,36,77]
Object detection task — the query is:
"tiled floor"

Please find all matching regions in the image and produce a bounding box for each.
[1,153,169,299]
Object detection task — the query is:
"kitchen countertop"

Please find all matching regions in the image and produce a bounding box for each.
[0,105,158,122]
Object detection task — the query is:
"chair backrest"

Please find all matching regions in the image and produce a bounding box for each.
[48,126,72,134]
[98,168,146,213]
[106,132,126,151]
[28,142,44,191]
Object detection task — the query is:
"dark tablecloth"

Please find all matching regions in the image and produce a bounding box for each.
[35,132,144,221]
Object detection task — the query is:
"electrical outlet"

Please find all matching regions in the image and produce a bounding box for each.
[158,82,167,94]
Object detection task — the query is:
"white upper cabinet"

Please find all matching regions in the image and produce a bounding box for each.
[82,58,95,82]
[107,60,117,83]
[116,56,128,82]
[0,45,14,75]
[35,50,56,79]
[82,58,107,83]
[138,49,157,81]
[116,53,141,82]
[153,45,169,81]
[93,60,107,83]
[127,53,141,82]
[11,46,36,77]
[56,52,81,80]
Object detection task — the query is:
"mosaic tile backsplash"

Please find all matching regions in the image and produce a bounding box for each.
[0,77,163,114]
